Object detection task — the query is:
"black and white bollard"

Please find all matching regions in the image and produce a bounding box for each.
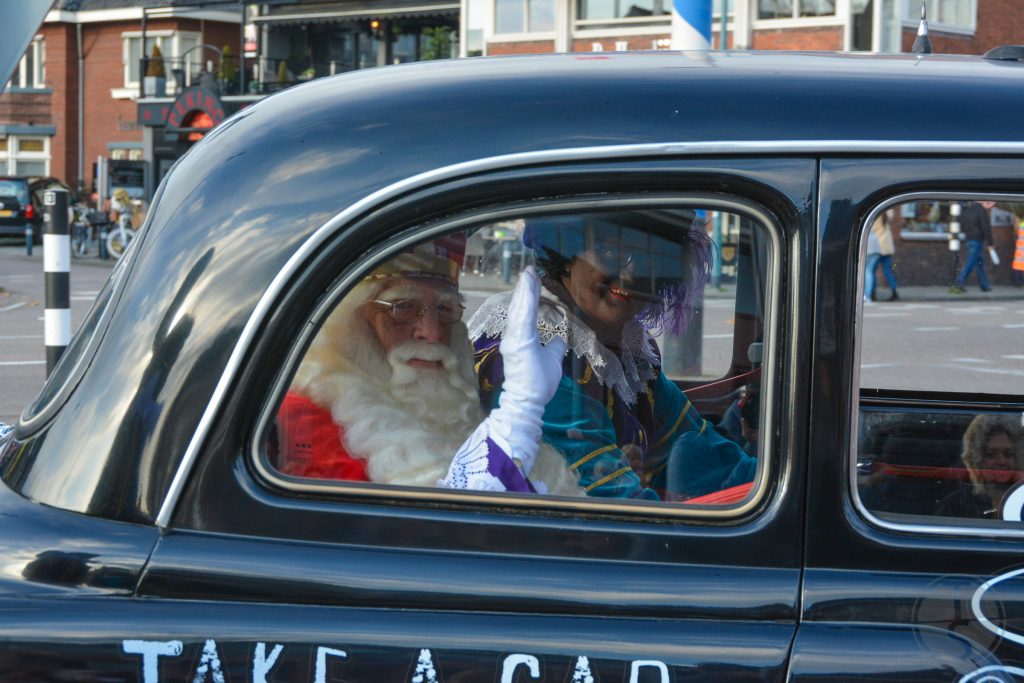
[43,188,71,376]
[949,201,961,283]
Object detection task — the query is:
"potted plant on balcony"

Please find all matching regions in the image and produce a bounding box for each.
[217,44,237,93]
[143,44,167,97]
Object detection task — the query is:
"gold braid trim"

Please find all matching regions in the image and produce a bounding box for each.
[585,466,633,492]
[570,444,617,471]
[576,365,593,385]
[652,399,692,450]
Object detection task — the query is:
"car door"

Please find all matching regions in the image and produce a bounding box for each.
[134,157,814,682]
[792,157,1024,681]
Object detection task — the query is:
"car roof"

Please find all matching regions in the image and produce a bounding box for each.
[18,49,1024,524]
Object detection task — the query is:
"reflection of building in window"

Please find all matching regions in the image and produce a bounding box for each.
[904,0,976,32]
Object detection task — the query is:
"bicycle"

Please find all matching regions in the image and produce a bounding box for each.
[105,209,137,260]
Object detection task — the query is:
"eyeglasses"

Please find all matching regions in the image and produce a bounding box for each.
[370,298,465,325]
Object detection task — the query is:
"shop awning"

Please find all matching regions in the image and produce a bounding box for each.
[253,0,458,23]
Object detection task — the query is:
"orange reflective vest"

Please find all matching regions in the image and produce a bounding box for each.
[1015,221,1024,272]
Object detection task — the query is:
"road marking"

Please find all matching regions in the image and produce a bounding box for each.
[1003,323,1024,329]
[915,326,958,332]
[950,307,1007,315]
[76,290,99,296]
[0,360,45,366]
[704,333,733,339]
[950,358,991,364]
[1003,355,1024,360]
[70,295,96,301]
[861,363,899,369]
[0,302,26,313]
[938,363,1024,378]
[0,334,41,340]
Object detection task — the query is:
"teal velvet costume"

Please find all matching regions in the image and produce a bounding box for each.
[472,323,756,500]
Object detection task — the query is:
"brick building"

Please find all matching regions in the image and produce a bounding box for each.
[464,0,1020,57]
[0,0,240,197]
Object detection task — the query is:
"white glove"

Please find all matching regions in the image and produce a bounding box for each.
[488,266,568,475]
[439,267,568,491]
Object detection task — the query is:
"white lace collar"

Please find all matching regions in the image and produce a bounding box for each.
[466,286,661,405]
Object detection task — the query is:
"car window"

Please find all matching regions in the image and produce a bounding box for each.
[0,179,29,203]
[258,198,777,515]
[856,196,1024,530]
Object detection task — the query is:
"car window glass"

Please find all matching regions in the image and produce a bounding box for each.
[857,197,1024,529]
[262,202,774,512]
[0,179,29,204]
[17,256,128,429]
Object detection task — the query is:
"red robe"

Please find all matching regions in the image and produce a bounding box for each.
[275,392,370,481]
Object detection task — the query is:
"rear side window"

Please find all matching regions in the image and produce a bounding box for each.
[856,196,1024,530]
[258,197,778,517]
[0,179,29,203]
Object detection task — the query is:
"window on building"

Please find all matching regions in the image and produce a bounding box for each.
[577,0,668,22]
[123,31,201,89]
[758,0,835,20]
[6,36,45,89]
[856,196,1024,531]
[0,136,49,176]
[495,0,555,34]
[260,197,776,516]
[903,0,975,32]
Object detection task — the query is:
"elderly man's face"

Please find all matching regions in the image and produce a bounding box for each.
[363,278,460,369]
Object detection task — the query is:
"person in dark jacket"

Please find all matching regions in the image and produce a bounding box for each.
[950,201,996,294]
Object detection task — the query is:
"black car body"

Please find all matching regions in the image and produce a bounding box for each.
[2,50,1024,681]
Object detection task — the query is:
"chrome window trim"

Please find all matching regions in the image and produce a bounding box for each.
[156,138,1024,528]
[248,194,780,521]
[851,190,1024,539]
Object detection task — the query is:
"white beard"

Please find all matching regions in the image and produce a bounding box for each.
[291,287,581,495]
[292,282,581,497]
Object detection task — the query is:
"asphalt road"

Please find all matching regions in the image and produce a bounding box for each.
[0,243,115,424]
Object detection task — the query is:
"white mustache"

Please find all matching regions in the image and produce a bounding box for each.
[388,341,455,366]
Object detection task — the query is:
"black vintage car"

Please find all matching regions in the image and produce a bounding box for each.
[2,47,1024,682]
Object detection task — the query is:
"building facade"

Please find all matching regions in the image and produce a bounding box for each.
[0,0,240,198]
[464,0,1018,56]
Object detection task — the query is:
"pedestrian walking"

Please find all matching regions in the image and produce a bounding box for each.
[865,214,899,301]
[950,200,996,294]
[1013,213,1024,287]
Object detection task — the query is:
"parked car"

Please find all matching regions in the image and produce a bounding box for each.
[2,48,1024,681]
[0,175,72,243]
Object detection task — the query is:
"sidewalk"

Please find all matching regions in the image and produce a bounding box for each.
[871,284,1024,303]
[0,244,117,269]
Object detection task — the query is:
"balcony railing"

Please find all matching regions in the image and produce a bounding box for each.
[139,55,354,99]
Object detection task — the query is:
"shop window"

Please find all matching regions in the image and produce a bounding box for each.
[758,0,835,20]
[856,197,1024,531]
[495,0,555,34]
[261,199,776,516]
[7,37,45,89]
